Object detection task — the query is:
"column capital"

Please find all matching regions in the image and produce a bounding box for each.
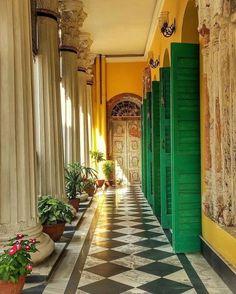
[37,0,59,19]
[78,51,96,72]
[59,0,87,51]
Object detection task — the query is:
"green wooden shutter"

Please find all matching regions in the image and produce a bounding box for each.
[160,68,172,229]
[141,100,147,196]
[146,92,153,206]
[151,81,161,216]
[171,43,201,252]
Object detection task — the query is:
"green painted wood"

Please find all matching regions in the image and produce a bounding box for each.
[141,99,147,197]
[151,81,161,216]
[141,104,145,193]
[160,67,172,229]
[146,92,153,206]
[171,43,201,253]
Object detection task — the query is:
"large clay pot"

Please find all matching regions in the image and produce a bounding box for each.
[68,198,80,211]
[96,179,105,188]
[0,276,25,294]
[42,223,65,242]
[84,185,96,196]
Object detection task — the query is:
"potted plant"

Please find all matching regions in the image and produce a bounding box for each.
[0,233,39,294]
[65,164,82,211]
[84,178,97,196]
[89,150,105,188]
[102,160,115,187]
[38,196,73,241]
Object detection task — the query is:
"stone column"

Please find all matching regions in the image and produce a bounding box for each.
[86,71,94,166]
[34,0,65,199]
[77,34,93,166]
[0,0,54,263]
[59,0,87,165]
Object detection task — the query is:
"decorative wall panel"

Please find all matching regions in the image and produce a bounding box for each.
[198,0,236,231]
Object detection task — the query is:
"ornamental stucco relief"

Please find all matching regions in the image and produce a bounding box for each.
[199,0,236,229]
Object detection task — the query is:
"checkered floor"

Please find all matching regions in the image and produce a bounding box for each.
[77,186,195,294]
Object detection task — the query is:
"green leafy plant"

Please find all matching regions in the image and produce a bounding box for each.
[38,196,73,225]
[102,160,115,180]
[81,166,98,181]
[65,166,81,199]
[89,150,105,170]
[0,234,39,283]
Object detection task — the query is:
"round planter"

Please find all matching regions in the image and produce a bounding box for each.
[42,223,65,242]
[78,192,89,202]
[96,179,105,188]
[0,276,25,294]
[84,186,96,196]
[68,198,80,211]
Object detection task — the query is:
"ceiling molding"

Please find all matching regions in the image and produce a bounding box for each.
[144,0,165,59]
[106,56,146,63]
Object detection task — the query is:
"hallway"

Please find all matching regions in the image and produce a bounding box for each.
[76,186,231,294]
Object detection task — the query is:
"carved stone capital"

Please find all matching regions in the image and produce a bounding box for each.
[59,1,87,51]
[37,0,59,18]
[77,52,96,72]
[78,32,93,52]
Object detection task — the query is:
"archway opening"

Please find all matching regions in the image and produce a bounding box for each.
[182,0,199,43]
[107,94,142,186]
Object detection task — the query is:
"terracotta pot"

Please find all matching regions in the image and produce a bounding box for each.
[84,186,96,196]
[0,276,25,294]
[42,223,65,242]
[68,198,80,211]
[96,179,105,188]
[105,180,113,187]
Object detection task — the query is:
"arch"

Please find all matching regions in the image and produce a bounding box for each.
[182,0,199,44]
[107,93,142,119]
[163,49,170,67]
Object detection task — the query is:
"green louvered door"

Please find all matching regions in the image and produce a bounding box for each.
[146,93,153,206]
[160,68,172,229]
[171,43,201,252]
[151,81,161,216]
[141,101,147,196]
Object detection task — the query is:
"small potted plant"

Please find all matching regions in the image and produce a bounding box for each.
[90,150,105,188]
[38,196,74,241]
[65,164,82,211]
[102,160,115,187]
[84,178,97,196]
[0,233,39,294]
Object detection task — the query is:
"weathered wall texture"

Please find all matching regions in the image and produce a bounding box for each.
[198,0,236,228]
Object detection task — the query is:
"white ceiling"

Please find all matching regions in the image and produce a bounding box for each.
[82,0,160,57]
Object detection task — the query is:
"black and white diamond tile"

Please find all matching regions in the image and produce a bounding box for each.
[78,187,195,294]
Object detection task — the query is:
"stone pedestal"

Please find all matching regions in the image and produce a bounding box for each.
[0,0,54,263]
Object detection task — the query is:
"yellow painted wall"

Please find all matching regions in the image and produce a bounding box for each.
[149,0,198,80]
[106,62,146,100]
[92,56,107,157]
[202,215,236,269]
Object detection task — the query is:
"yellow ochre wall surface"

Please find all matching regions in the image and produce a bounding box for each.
[106,61,146,100]
[149,0,198,80]
[149,0,236,269]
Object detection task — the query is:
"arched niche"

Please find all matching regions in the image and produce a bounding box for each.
[182,0,199,44]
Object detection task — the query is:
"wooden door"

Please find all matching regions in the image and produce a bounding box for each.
[160,67,172,229]
[171,43,200,252]
[112,119,141,185]
[151,81,161,216]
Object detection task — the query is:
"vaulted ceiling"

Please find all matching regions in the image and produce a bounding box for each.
[82,0,162,57]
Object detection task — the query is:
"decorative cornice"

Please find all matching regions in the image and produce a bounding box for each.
[37,0,59,19]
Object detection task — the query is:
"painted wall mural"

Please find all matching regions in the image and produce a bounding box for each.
[197,0,236,232]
